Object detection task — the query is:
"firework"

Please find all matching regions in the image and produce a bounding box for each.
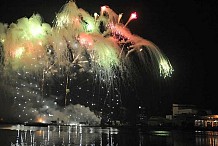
[0,1,173,123]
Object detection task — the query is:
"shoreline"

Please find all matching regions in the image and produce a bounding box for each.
[1,122,218,132]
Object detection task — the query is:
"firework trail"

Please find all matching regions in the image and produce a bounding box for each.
[0,1,173,123]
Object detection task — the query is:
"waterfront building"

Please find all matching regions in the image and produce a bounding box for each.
[195,115,218,128]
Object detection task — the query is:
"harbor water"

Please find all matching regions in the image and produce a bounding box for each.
[0,124,218,146]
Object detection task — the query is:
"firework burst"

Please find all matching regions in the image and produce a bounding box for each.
[0,1,173,123]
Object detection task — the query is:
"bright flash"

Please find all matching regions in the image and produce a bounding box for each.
[36,117,45,123]
[14,47,25,58]
[30,27,43,37]
[130,12,137,20]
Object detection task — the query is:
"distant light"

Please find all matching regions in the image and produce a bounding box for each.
[36,117,45,123]
[49,114,53,117]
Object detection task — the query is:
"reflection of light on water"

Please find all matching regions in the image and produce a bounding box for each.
[68,126,71,144]
[100,127,119,145]
[69,122,78,126]
[36,130,43,136]
[58,125,61,137]
[6,125,218,146]
[10,127,37,146]
[89,127,94,133]
[109,127,119,134]
[195,131,218,146]
[150,131,171,136]
[79,125,83,133]
[5,125,120,146]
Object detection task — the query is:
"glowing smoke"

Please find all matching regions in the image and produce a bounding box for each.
[0,1,173,123]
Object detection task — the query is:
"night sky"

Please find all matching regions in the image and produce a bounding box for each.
[0,0,217,117]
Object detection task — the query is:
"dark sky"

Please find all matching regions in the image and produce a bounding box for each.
[0,0,217,114]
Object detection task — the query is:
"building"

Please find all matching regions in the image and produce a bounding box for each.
[195,115,218,128]
[172,103,212,128]
[172,104,198,117]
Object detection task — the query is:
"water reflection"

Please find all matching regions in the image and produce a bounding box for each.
[6,125,120,146]
[139,130,172,146]
[195,131,218,146]
[1,125,218,145]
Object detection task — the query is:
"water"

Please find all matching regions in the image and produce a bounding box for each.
[0,125,218,146]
